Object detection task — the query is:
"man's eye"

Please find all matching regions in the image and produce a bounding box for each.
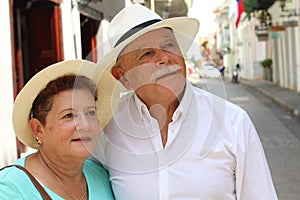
[139,51,153,60]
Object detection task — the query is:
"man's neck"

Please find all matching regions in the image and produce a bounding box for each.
[140,91,184,147]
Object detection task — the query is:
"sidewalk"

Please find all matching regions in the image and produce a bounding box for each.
[239,79,300,119]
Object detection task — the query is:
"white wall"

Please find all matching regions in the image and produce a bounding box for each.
[0,0,17,167]
[269,0,300,91]
[96,19,111,61]
[61,0,82,60]
[236,16,265,80]
[95,0,129,62]
[298,0,300,92]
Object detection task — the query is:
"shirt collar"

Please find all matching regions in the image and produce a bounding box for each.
[174,80,194,121]
[133,92,150,120]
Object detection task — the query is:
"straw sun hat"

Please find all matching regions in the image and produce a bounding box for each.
[98,3,200,71]
[12,60,121,149]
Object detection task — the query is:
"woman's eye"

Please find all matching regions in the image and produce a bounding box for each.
[63,113,74,119]
[87,110,96,116]
[164,43,175,49]
[163,43,180,54]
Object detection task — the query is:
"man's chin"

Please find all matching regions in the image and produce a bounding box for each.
[154,79,185,98]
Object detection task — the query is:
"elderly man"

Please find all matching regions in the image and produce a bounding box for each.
[93,3,278,200]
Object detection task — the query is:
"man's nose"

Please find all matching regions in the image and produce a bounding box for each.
[155,49,171,66]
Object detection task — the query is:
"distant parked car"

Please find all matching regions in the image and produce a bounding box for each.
[197,64,220,78]
[186,61,203,84]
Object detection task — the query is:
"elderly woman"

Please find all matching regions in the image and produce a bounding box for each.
[0,60,120,199]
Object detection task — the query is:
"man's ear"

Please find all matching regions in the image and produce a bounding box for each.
[111,66,124,80]
[112,66,131,89]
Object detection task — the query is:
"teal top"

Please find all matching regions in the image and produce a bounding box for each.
[0,156,114,200]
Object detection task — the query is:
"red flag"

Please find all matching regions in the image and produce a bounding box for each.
[236,0,245,28]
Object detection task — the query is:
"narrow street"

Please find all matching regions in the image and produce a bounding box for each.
[193,77,300,200]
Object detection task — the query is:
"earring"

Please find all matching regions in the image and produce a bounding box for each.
[35,137,43,145]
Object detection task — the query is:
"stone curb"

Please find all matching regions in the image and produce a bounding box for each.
[239,81,300,119]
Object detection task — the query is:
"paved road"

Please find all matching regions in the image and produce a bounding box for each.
[193,78,300,200]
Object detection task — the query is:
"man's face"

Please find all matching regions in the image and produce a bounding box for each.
[116,28,186,100]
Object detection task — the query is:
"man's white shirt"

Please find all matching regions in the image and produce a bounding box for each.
[93,81,278,200]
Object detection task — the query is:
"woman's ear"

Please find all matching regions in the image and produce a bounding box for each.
[29,118,44,140]
[112,66,131,90]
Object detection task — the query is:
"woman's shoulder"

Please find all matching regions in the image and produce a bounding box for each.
[84,159,109,177]
[83,159,115,200]
[0,157,26,179]
[0,157,39,199]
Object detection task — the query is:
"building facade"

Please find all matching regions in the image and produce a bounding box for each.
[0,0,127,167]
[215,0,300,93]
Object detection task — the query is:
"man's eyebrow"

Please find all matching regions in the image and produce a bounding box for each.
[128,46,149,60]
[136,45,157,54]
[121,34,175,56]
[160,35,177,44]
[162,36,173,41]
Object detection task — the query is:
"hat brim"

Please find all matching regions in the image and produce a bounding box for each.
[98,17,200,71]
[12,60,121,149]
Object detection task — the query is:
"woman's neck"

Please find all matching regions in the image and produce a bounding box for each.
[26,151,87,200]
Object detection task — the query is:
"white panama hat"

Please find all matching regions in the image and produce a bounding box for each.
[12,59,121,149]
[98,3,200,71]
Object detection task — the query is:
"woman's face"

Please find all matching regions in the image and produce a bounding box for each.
[40,88,100,159]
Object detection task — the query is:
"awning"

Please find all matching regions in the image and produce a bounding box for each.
[257,0,276,10]
[77,0,103,21]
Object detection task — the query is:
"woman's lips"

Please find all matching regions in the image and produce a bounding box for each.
[72,137,91,142]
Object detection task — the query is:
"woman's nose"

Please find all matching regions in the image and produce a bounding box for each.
[75,114,89,130]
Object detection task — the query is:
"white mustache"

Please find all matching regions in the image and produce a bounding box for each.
[150,65,181,82]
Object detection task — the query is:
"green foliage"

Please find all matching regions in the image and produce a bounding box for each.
[243,0,258,20]
[224,24,230,30]
[243,0,274,21]
[260,58,272,68]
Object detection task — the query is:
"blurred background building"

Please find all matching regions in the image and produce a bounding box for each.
[214,0,299,92]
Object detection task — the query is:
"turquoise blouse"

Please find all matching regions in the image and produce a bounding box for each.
[0,156,114,199]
